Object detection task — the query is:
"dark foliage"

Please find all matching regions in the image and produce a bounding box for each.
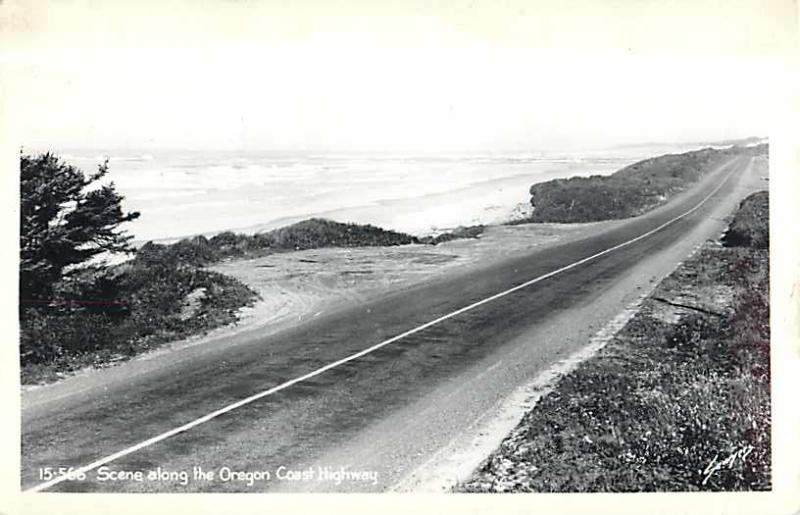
[722,191,769,249]
[20,260,257,384]
[20,153,140,298]
[418,225,485,245]
[265,218,419,250]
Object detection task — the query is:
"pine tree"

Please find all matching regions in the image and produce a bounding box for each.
[19,152,141,299]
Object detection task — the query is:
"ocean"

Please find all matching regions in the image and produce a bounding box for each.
[43,144,710,244]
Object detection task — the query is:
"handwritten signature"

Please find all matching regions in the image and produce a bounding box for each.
[701,445,754,485]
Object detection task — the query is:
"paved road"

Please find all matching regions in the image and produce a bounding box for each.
[21,154,759,492]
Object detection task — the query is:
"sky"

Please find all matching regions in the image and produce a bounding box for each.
[1,0,796,153]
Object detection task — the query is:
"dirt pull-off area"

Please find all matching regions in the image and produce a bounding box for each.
[208,221,618,336]
[457,191,770,492]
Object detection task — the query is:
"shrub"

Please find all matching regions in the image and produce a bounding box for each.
[722,192,769,249]
[418,225,485,245]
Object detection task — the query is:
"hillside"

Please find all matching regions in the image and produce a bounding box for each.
[526,144,767,223]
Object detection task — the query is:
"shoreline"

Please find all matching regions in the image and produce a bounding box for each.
[117,150,657,246]
[132,142,763,246]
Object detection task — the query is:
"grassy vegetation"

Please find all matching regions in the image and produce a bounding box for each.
[20,259,258,384]
[526,144,767,223]
[457,191,770,492]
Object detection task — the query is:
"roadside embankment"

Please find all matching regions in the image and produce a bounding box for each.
[457,190,771,492]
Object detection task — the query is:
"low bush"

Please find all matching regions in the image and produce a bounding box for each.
[419,225,485,245]
[264,218,418,250]
[722,191,769,249]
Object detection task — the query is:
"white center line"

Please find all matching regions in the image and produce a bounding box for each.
[24,157,743,493]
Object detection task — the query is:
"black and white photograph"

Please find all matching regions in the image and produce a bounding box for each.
[1,0,798,513]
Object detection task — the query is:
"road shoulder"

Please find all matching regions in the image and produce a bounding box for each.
[456,192,770,492]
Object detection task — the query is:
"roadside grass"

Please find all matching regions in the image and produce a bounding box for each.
[20,263,258,385]
[526,144,767,223]
[457,191,771,492]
